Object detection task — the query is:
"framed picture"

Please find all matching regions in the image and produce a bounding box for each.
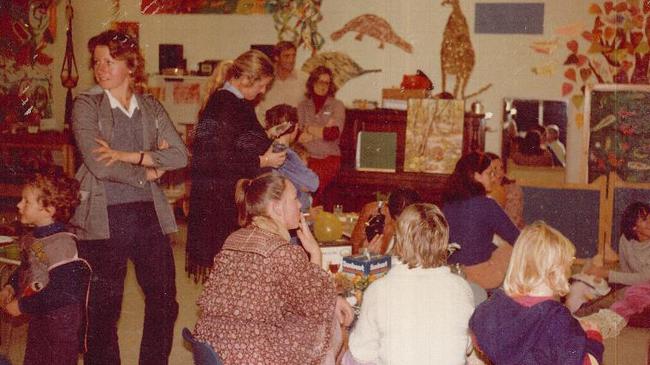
[584,84,650,183]
[404,99,465,174]
[198,60,220,76]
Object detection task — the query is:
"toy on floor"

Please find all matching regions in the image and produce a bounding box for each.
[566,272,611,313]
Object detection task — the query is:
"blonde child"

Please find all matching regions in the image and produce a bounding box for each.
[469,221,604,365]
[0,173,91,365]
[343,203,475,365]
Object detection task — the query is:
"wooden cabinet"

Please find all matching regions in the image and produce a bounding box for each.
[323,108,484,212]
[0,132,76,197]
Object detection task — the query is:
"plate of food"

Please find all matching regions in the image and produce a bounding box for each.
[0,236,14,244]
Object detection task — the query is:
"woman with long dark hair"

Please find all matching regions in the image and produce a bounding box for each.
[441,152,519,289]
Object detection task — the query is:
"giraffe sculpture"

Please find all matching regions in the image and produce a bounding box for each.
[440,0,475,99]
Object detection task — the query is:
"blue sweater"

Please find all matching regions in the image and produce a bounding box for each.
[442,196,519,266]
[470,290,604,365]
[277,148,319,212]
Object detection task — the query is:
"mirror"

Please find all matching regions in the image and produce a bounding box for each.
[502,98,568,171]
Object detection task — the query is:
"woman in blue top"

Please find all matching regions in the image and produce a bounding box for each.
[442,152,519,289]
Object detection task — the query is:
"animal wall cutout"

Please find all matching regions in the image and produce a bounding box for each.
[330,14,413,53]
[301,51,381,89]
[440,0,491,99]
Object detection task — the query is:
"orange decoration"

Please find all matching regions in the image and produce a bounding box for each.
[595,16,604,28]
[614,1,628,12]
[604,26,616,40]
[631,31,644,47]
[567,40,579,53]
[564,68,577,81]
[588,3,603,14]
[562,82,574,96]
[644,1,650,12]
[577,55,588,66]
[580,68,592,81]
[582,31,594,42]
[564,54,579,65]
[604,1,614,14]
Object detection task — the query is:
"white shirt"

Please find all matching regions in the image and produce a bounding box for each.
[348,262,475,365]
[255,70,307,125]
[104,89,139,118]
[609,236,650,285]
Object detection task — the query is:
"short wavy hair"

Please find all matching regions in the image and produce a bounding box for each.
[503,221,575,297]
[88,30,146,91]
[26,173,80,223]
[392,203,449,269]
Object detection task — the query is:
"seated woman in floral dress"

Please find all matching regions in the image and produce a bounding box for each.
[193,173,353,364]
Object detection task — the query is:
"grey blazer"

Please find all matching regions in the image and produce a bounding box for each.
[70,86,188,240]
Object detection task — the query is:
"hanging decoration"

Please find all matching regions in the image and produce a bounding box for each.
[60,0,78,130]
[273,0,324,56]
[301,51,381,89]
[0,0,57,133]
[562,1,650,111]
[140,0,277,15]
[331,14,413,53]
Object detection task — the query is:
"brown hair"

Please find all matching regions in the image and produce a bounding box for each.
[392,203,449,269]
[235,173,288,227]
[88,30,146,92]
[25,173,80,223]
[305,66,337,99]
[265,104,298,139]
[442,152,497,203]
[274,41,297,59]
[200,50,274,115]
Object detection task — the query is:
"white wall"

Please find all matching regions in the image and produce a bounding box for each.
[45,0,595,181]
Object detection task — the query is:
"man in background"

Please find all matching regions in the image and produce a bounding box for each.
[255,41,307,124]
[545,124,566,167]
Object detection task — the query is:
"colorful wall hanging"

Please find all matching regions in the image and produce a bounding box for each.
[0,0,57,132]
[404,99,465,174]
[562,1,650,105]
[273,0,324,55]
[584,84,650,184]
[330,14,413,53]
[301,51,381,89]
[440,0,491,99]
[141,0,277,15]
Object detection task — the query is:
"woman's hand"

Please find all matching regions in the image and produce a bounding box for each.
[296,214,322,266]
[365,234,384,255]
[93,138,125,166]
[335,296,354,327]
[3,299,21,317]
[0,285,14,307]
[260,144,287,168]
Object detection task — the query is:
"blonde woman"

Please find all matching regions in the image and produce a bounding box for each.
[193,173,353,364]
[186,50,287,281]
[470,222,604,365]
[344,204,475,365]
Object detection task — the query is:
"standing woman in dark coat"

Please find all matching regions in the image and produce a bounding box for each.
[186,50,286,281]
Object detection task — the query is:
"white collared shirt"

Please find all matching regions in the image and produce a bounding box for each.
[104,89,139,118]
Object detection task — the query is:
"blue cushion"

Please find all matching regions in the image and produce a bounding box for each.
[182,327,223,365]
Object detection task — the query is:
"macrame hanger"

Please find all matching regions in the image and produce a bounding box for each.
[60,0,78,130]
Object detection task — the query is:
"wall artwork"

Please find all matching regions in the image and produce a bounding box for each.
[584,84,650,184]
[330,14,413,53]
[0,0,57,132]
[140,0,277,14]
[404,99,464,174]
[301,52,381,89]
[475,3,544,34]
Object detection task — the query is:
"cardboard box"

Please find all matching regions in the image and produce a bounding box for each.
[342,254,391,276]
[382,88,428,100]
[382,88,429,110]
